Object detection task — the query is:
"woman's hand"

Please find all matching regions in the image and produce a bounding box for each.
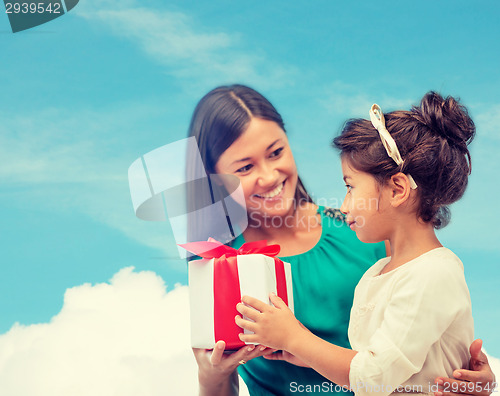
[434,339,497,396]
[193,340,276,396]
[235,293,305,351]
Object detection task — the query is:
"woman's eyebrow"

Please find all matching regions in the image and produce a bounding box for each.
[266,139,282,151]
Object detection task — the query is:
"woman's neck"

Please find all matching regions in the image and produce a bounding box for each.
[243,202,321,256]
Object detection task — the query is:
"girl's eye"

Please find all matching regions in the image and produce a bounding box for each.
[269,147,284,158]
[345,184,352,193]
[236,164,253,173]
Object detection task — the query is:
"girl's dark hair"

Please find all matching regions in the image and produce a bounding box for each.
[333,91,475,229]
[186,84,313,244]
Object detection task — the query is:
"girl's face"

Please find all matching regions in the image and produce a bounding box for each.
[340,157,392,243]
[215,117,299,221]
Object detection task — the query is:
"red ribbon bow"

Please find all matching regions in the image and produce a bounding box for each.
[179,238,280,259]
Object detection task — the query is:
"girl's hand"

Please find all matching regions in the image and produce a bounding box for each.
[235,293,304,351]
[193,341,276,396]
[434,339,497,396]
[264,350,310,368]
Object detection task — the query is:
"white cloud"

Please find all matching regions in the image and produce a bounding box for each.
[75,1,296,88]
[0,104,160,185]
[429,101,500,251]
[0,266,496,395]
[474,104,500,142]
[0,267,250,396]
[318,81,415,118]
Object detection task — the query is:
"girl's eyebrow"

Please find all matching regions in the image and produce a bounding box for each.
[231,139,282,165]
[343,175,352,182]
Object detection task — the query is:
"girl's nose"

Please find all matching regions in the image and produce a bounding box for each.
[340,197,349,214]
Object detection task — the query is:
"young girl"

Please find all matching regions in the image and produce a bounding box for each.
[235,92,478,395]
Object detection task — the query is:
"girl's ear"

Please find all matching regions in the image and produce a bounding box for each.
[388,173,412,207]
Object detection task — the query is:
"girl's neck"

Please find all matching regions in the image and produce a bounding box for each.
[382,216,442,274]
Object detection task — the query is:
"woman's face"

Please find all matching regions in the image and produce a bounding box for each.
[215,117,299,221]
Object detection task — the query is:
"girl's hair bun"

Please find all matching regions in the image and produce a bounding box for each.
[413,91,475,152]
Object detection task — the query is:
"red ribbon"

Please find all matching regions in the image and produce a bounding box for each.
[179,239,280,259]
[180,239,288,350]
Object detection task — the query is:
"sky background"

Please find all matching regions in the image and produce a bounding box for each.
[0,1,499,394]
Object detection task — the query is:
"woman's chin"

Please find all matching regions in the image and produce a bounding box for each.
[247,204,295,224]
[247,197,294,215]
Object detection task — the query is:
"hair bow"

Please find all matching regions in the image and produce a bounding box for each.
[369,104,418,189]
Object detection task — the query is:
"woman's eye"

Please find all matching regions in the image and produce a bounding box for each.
[345,184,352,193]
[269,147,284,158]
[236,164,253,173]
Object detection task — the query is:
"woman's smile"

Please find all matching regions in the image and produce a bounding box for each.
[254,181,285,200]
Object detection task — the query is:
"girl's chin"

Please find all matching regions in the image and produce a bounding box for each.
[354,231,382,245]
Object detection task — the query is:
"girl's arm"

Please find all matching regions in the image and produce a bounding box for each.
[236,293,357,388]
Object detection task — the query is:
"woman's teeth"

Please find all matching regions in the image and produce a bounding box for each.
[256,182,284,199]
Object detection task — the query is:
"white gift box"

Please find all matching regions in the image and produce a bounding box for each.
[189,253,294,350]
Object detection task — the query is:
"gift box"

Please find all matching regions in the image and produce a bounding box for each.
[180,240,294,350]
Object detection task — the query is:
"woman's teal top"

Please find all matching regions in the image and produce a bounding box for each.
[236,206,386,395]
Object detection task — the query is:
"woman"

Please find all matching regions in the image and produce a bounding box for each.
[187,84,495,396]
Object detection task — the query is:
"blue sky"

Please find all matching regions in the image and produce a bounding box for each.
[0,0,499,390]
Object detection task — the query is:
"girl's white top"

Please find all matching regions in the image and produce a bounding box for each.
[348,247,473,396]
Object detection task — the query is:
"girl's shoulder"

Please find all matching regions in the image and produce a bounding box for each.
[416,247,465,278]
[405,247,464,273]
[383,247,466,288]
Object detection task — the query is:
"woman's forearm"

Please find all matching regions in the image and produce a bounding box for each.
[199,369,239,396]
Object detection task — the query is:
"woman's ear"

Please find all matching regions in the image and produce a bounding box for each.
[388,173,412,207]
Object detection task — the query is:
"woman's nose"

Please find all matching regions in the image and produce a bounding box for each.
[256,164,279,187]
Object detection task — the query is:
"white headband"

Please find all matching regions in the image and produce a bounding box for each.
[369,104,418,190]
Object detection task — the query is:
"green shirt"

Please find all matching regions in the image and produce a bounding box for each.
[236,206,386,395]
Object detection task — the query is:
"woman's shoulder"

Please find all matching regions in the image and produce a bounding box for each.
[317,206,354,238]
[320,206,346,222]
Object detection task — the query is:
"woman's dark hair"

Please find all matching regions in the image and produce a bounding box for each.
[333,91,475,229]
[186,84,313,244]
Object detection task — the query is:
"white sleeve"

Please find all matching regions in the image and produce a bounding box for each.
[348,256,469,396]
